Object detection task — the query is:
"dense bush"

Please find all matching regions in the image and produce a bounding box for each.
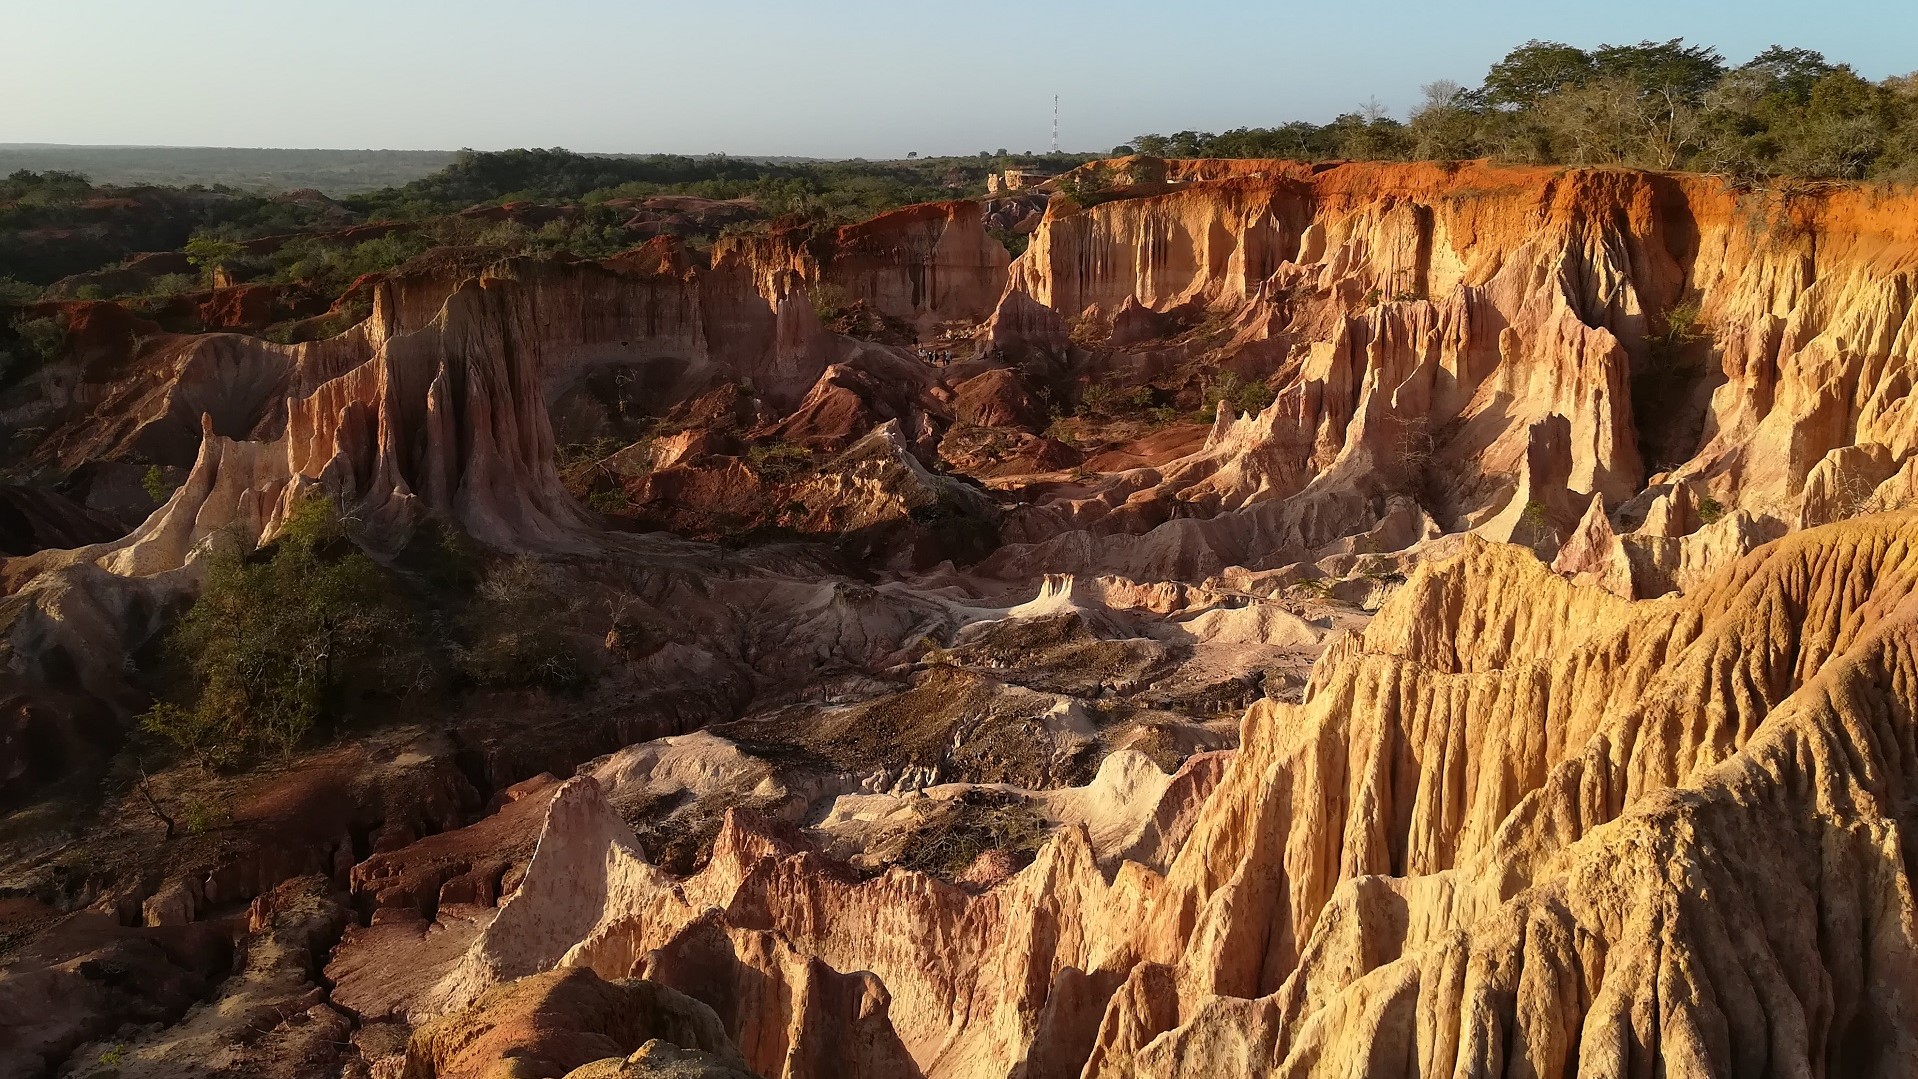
[1203,371,1277,417]
[1,314,64,386]
[140,497,424,765]
[0,276,40,304]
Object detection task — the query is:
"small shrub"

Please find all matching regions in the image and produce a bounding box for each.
[1081,382,1153,417]
[1697,495,1725,525]
[1053,169,1114,210]
[0,277,41,304]
[746,441,816,484]
[1664,299,1703,342]
[557,435,625,499]
[142,273,200,300]
[1202,371,1275,418]
[3,314,65,385]
[810,281,854,320]
[1633,297,1710,469]
[588,487,633,514]
[142,465,175,504]
[181,795,229,835]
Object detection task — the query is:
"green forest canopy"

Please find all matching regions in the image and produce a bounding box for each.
[1121,40,1918,181]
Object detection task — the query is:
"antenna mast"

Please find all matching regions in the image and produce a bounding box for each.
[1051,95,1059,153]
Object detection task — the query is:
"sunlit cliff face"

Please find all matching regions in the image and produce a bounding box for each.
[8,159,1918,1079]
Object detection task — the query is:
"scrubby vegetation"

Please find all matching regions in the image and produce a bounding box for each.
[139,498,424,766]
[1,313,63,386]
[451,557,589,692]
[138,498,592,768]
[1123,40,1918,182]
[745,440,817,483]
[0,146,456,194]
[895,789,1049,880]
[1202,371,1277,417]
[0,169,343,284]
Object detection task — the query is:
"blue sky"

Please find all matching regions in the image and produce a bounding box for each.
[4,0,1912,156]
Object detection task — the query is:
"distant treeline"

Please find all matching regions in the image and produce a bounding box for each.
[1121,40,1918,182]
[343,147,1097,222]
[0,146,459,195]
[0,148,1096,288]
[0,144,1104,293]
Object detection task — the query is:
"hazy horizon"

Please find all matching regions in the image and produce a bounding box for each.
[8,0,1914,158]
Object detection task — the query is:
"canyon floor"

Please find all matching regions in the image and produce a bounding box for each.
[3,155,1918,1078]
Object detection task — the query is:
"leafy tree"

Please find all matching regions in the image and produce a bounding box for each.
[183,234,244,276]
[1483,41,1597,108]
[1409,81,1487,159]
[1120,37,1916,182]
[1590,39,1726,104]
[1738,46,1837,105]
[0,169,93,205]
[2,314,64,385]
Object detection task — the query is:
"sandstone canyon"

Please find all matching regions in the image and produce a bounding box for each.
[3,155,1918,1079]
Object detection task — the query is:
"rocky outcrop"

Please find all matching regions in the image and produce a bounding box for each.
[1001,160,1918,573]
[820,201,1011,334]
[365,513,1918,1078]
[14,158,1918,1079]
[53,877,354,1079]
[0,909,232,1078]
[402,967,749,1079]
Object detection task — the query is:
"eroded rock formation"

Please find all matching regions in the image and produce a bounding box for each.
[8,157,1918,1079]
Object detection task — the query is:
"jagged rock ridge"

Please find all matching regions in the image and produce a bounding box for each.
[6,158,1918,1079]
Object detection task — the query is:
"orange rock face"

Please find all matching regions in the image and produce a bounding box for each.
[12,158,1918,1079]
